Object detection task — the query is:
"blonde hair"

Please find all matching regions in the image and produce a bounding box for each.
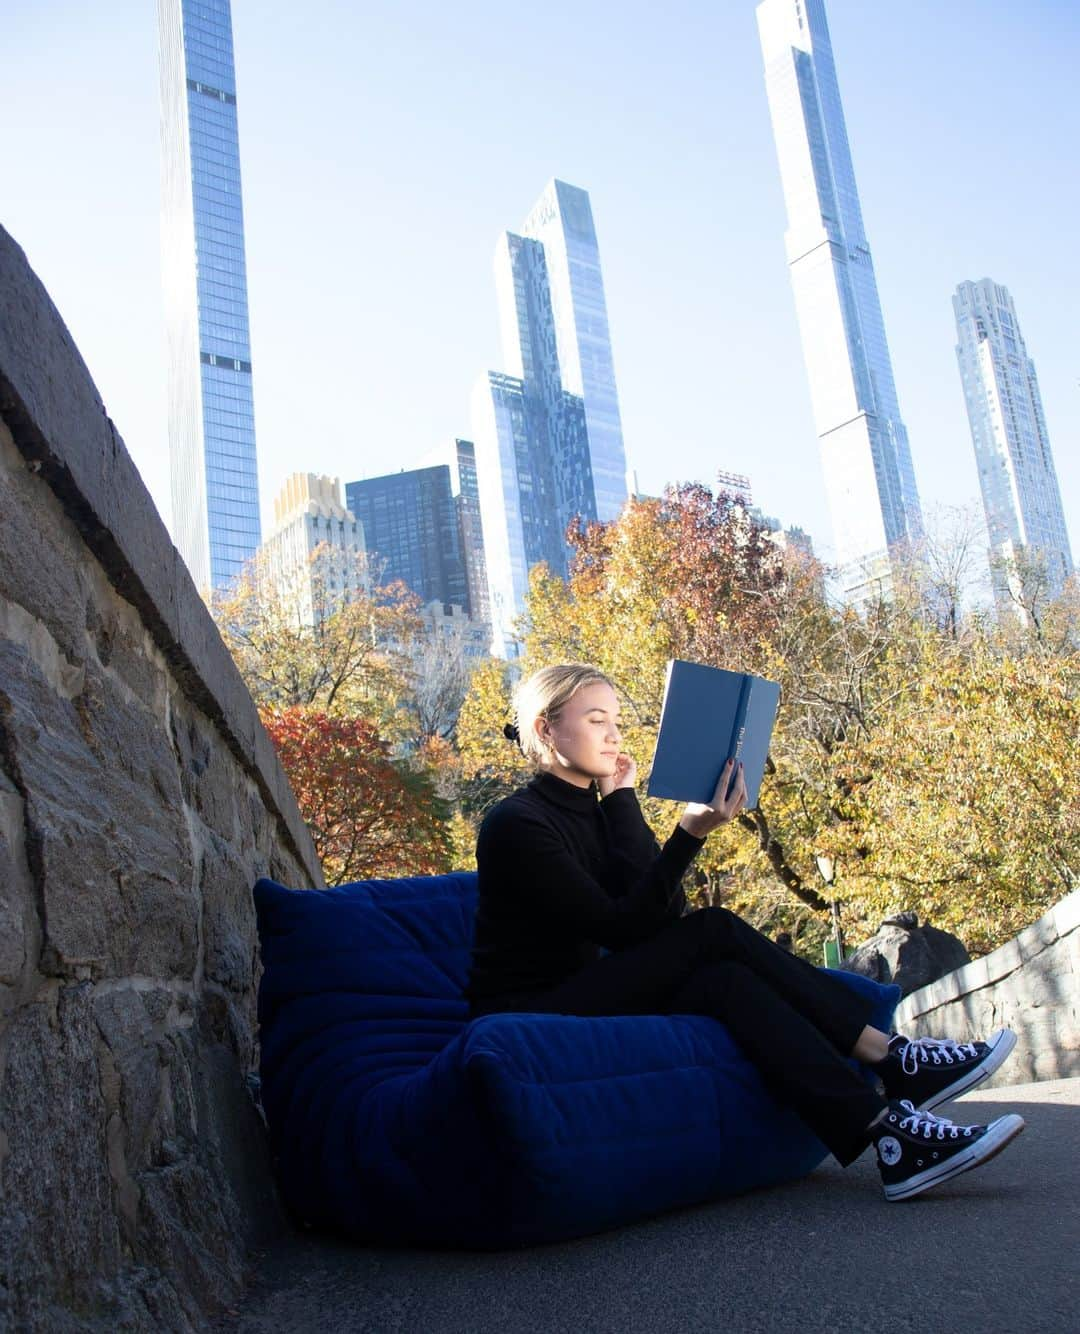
[512,663,616,767]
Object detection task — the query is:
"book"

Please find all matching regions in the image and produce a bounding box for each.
[646,659,781,809]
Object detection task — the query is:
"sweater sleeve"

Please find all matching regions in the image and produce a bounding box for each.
[477,797,702,949]
[599,788,663,866]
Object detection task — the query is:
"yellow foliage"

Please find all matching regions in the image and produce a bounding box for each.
[454,489,1079,958]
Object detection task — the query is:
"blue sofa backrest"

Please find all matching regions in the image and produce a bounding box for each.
[255,871,480,1020]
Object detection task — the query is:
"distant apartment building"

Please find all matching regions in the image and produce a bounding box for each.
[261,474,365,625]
[159,0,261,593]
[954,279,1073,611]
[472,179,629,653]
[715,470,755,507]
[418,599,490,658]
[345,466,470,613]
[757,0,922,603]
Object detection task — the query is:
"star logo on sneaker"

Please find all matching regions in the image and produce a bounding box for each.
[878,1136,903,1166]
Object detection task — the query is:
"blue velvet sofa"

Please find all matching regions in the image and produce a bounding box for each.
[253,872,898,1248]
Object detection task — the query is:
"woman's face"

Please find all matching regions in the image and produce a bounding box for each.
[537,682,621,788]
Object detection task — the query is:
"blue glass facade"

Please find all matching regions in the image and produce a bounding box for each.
[474,180,628,652]
[954,279,1073,609]
[758,0,923,600]
[345,467,470,613]
[521,181,627,524]
[452,439,491,628]
[160,0,260,594]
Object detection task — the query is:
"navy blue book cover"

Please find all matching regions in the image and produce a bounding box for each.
[646,660,781,809]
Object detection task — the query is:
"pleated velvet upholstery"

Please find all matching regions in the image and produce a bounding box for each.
[254,873,899,1247]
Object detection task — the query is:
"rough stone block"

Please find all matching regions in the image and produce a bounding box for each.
[0,781,30,986]
[0,643,196,978]
[85,585,165,718]
[190,1013,282,1243]
[960,955,991,994]
[199,828,258,995]
[93,989,174,1182]
[1053,890,1080,935]
[136,1161,242,1327]
[169,695,239,841]
[986,936,1023,984]
[1017,911,1059,963]
[0,424,90,667]
[0,987,121,1324]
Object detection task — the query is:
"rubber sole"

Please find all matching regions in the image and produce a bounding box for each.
[919,1028,1018,1112]
[883,1113,1026,1201]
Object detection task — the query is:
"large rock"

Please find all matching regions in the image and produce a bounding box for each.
[843,911,971,998]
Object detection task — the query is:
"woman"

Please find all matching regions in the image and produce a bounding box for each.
[467,663,1024,1202]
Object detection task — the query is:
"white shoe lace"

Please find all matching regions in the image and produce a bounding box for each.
[895,1035,978,1074]
[896,1099,976,1140]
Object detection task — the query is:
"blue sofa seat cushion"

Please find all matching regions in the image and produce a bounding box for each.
[253,873,898,1247]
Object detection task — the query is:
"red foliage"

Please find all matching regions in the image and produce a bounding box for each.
[261,706,452,885]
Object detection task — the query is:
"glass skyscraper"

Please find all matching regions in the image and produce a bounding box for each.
[954,279,1073,611]
[159,0,261,594]
[757,0,922,602]
[473,180,628,653]
[451,439,491,630]
[345,467,470,614]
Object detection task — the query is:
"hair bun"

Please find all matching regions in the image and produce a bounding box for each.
[502,722,521,744]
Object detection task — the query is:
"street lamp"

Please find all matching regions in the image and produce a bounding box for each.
[815,855,845,965]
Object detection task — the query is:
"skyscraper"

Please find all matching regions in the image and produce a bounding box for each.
[757,0,922,601]
[451,439,491,630]
[345,467,470,613]
[954,279,1073,611]
[262,474,366,627]
[473,180,628,653]
[159,0,261,594]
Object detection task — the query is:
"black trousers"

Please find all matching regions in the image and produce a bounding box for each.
[483,908,887,1166]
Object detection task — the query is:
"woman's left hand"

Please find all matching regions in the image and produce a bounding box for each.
[598,752,637,797]
[679,759,748,838]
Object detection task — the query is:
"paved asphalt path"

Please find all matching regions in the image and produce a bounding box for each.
[219,1078,1079,1334]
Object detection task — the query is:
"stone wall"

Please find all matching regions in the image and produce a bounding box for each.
[894,890,1080,1086]
[0,225,324,1330]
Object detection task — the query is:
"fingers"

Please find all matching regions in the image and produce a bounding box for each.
[729,763,748,815]
[709,759,747,820]
[710,758,736,808]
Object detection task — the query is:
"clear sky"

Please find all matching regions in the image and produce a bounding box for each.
[3,0,1078,570]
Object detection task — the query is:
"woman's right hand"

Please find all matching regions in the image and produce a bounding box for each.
[679,759,748,839]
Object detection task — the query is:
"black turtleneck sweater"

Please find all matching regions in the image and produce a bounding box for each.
[466,771,704,1010]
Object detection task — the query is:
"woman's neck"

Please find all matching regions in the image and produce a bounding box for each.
[538,762,594,790]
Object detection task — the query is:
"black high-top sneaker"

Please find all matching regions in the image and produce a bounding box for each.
[873,1099,1025,1201]
[877,1029,1016,1111]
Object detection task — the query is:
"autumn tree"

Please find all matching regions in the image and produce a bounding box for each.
[402,612,484,746]
[456,483,1079,957]
[819,624,1080,954]
[212,545,422,730]
[261,707,452,884]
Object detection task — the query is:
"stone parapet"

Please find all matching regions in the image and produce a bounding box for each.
[894,890,1080,1086]
[0,225,323,1331]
